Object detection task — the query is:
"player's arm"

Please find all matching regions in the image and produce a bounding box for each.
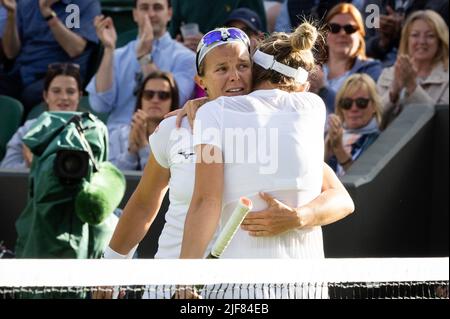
[299,163,355,227]
[179,145,223,259]
[241,163,354,236]
[108,153,169,255]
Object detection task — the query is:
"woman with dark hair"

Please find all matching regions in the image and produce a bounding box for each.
[0,63,82,169]
[108,71,179,171]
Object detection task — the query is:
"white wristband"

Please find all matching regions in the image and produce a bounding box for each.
[102,245,137,259]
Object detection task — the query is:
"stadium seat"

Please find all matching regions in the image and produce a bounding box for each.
[25,103,46,121]
[0,95,24,161]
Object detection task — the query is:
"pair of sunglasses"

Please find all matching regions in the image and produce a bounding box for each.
[339,97,371,110]
[196,28,250,71]
[48,62,80,71]
[142,90,171,101]
[201,28,249,48]
[328,23,358,35]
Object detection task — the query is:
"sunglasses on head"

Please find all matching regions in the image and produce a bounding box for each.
[196,28,250,72]
[48,63,80,71]
[328,23,358,35]
[142,90,171,101]
[339,97,371,110]
[201,28,249,48]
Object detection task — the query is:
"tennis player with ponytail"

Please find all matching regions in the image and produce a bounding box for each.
[94,25,353,299]
[180,22,352,265]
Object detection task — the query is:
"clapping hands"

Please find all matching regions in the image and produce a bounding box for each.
[94,15,117,50]
[128,110,150,154]
[392,55,418,97]
[326,114,344,150]
[136,14,154,58]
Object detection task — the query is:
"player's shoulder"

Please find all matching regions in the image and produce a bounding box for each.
[151,116,177,141]
[292,91,325,112]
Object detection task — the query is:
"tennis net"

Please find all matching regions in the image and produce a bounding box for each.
[0,258,448,299]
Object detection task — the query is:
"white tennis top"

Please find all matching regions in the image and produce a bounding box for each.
[149,116,216,259]
[193,89,326,259]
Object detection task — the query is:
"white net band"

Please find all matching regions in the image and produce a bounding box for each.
[0,258,448,287]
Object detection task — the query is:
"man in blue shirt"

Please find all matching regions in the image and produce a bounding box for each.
[0,0,100,112]
[87,0,196,131]
[0,3,6,63]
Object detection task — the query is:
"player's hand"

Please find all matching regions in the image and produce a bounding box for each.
[241,192,300,236]
[164,97,209,129]
[172,285,202,299]
[92,286,126,299]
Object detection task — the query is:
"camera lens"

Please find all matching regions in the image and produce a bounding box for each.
[62,154,82,174]
[54,150,90,181]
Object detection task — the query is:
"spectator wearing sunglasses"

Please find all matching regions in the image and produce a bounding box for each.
[325,74,382,176]
[86,0,195,133]
[1,63,82,169]
[108,71,179,171]
[0,0,100,113]
[322,3,382,101]
[377,10,449,130]
[363,0,448,68]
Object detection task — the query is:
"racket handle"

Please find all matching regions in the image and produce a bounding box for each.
[209,197,252,258]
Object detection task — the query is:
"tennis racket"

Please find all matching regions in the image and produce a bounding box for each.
[173,197,253,299]
[207,197,253,259]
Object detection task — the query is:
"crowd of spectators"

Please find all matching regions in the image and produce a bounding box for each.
[1,0,448,176]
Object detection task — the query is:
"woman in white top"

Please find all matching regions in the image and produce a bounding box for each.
[180,23,347,261]
[94,27,353,299]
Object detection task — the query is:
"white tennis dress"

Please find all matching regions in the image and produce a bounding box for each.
[193,89,326,260]
[150,116,216,259]
[194,89,327,299]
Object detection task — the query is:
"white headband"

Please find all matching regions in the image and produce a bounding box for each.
[252,50,309,84]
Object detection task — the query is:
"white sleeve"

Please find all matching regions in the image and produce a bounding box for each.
[149,117,176,168]
[193,100,223,149]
